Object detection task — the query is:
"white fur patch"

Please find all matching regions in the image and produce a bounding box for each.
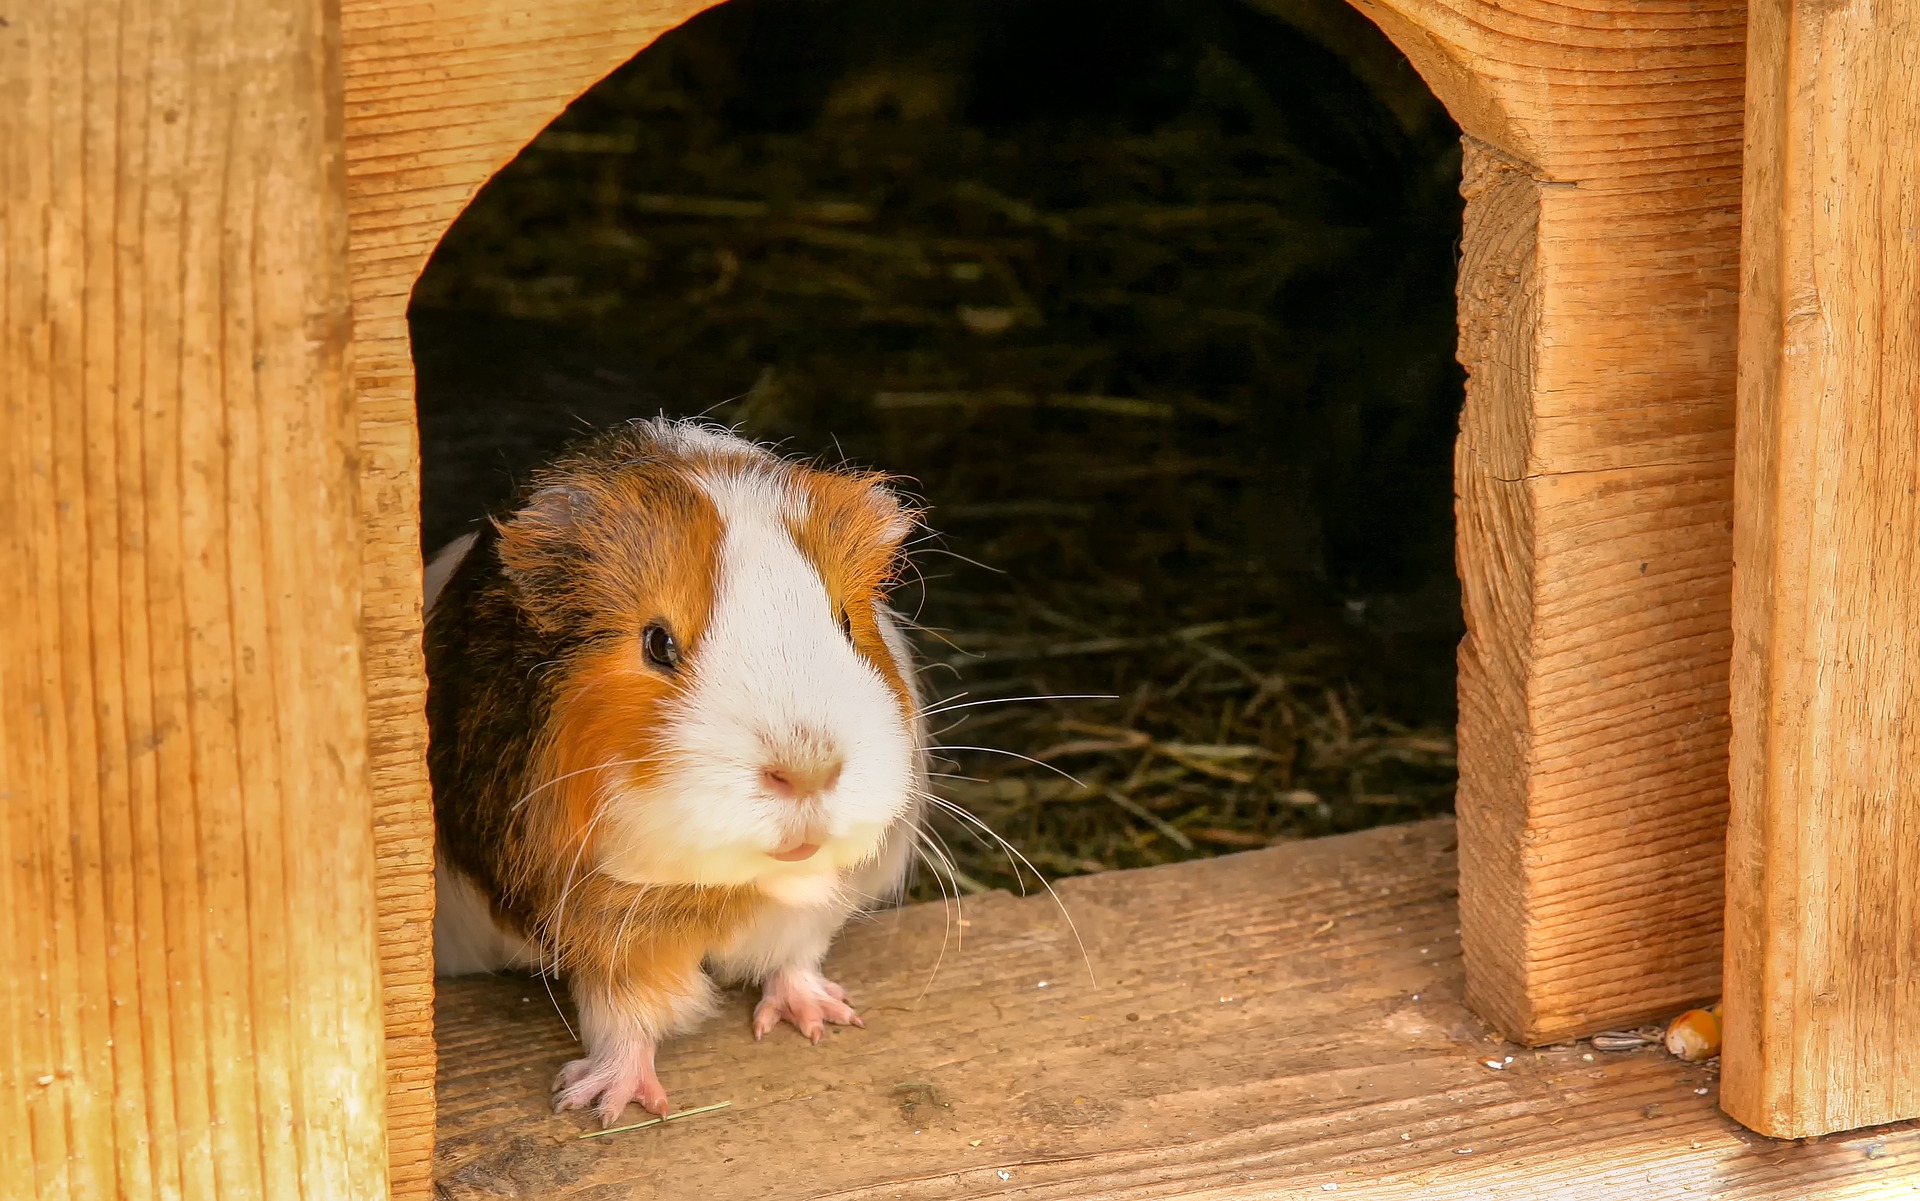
[433,858,539,976]
[422,530,479,616]
[594,459,919,900]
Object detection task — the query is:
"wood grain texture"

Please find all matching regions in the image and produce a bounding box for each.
[1348,0,1745,1041]
[1723,0,1920,1140]
[433,820,1917,1199]
[0,0,390,1197]
[337,2,712,1193]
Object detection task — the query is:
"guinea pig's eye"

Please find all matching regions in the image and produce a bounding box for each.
[642,622,681,672]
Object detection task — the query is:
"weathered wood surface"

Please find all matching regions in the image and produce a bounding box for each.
[1,0,389,1197]
[1347,0,1745,1042]
[338,2,712,1192]
[1723,0,1920,1140]
[435,821,1913,1199]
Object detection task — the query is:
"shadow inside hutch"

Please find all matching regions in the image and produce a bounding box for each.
[409,0,1465,900]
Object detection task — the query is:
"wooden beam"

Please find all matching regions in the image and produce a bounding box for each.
[1346,0,1746,1041]
[1722,0,1920,1139]
[338,2,715,1194]
[0,0,389,1197]
[431,822,1915,1199]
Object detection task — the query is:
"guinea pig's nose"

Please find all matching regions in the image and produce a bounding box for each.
[761,757,844,801]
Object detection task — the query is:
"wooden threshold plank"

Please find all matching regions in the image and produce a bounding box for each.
[433,821,1915,1199]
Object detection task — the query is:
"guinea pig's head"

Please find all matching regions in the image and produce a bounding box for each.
[497,419,921,907]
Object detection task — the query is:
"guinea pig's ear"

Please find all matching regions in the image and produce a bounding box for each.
[864,480,919,550]
[494,484,597,632]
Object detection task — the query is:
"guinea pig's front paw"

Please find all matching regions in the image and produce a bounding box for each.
[753,966,865,1043]
[553,1039,670,1126]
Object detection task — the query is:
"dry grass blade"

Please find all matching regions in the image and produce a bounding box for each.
[575,1100,734,1139]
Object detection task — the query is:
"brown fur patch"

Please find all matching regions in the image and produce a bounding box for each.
[502,449,726,881]
[429,423,772,998]
[495,454,726,647]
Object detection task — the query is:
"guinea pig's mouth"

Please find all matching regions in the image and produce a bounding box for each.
[768,841,821,863]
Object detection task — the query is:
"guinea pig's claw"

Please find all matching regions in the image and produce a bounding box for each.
[553,1046,671,1126]
[754,967,864,1043]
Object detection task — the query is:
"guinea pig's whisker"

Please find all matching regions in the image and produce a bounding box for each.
[544,800,621,980]
[916,820,967,903]
[929,717,973,743]
[907,828,962,1001]
[926,695,1108,739]
[911,583,937,630]
[920,660,965,684]
[916,693,1118,722]
[918,789,1097,988]
[536,945,577,1042]
[885,593,937,627]
[836,891,900,923]
[910,825,962,909]
[608,880,656,965]
[909,854,953,1000]
[931,744,1090,787]
[907,545,1005,575]
[507,754,669,814]
[890,603,965,653]
[923,842,968,961]
[924,791,1027,889]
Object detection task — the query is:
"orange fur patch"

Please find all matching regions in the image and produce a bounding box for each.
[536,467,723,845]
[787,466,917,712]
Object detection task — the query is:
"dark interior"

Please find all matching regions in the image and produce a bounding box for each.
[410,0,1465,897]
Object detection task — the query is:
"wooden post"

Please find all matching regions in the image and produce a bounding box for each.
[1722,0,1920,1139]
[1347,0,1747,1042]
[0,0,390,1197]
[339,1,713,1192]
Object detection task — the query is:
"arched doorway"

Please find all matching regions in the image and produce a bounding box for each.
[338,0,1744,1186]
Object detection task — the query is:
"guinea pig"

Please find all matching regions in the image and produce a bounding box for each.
[423,418,928,1126]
